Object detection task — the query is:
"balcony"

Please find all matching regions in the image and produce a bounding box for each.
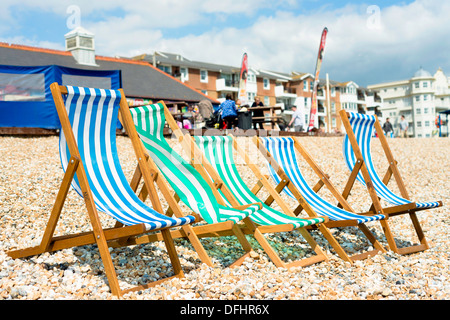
[275,85,297,98]
[216,78,238,92]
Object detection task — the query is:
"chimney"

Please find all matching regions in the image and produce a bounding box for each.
[64,26,97,66]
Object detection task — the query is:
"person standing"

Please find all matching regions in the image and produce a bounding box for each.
[382,117,393,137]
[251,96,264,129]
[217,94,237,129]
[399,115,409,138]
[288,105,305,132]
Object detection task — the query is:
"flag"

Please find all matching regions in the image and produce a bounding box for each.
[308,27,328,132]
[238,53,248,105]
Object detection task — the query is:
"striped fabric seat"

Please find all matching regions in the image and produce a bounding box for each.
[194,136,326,228]
[343,112,440,209]
[129,103,260,225]
[59,86,195,231]
[261,137,385,224]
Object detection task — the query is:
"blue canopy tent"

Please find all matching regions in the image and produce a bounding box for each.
[0,65,121,131]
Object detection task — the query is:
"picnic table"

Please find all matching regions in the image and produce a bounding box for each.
[249,105,282,129]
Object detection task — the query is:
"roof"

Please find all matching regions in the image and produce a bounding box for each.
[137,52,292,81]
[0,43,218,104]
[414,67,432,79]
[137,52,240,74]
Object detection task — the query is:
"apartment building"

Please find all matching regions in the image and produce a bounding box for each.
[133,51,382,132]
[368,67,450,137]
[134,52,279,105]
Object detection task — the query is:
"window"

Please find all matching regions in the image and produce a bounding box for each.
[424,107,429,114]
[425,121,430,127]
[332,117,336,127]
[158,64,171,74]
[66,37,77,49]
[417,121,422,127]
[423,81,428,88]
[79,36,93,49]
[263,78,270,90]
[415,95,420,102]
[331,87,335,96]
[264,96,270,106]
[180,67,189,82]
[331,102,336,113]
[201,90,208,95]
[200,69,208,83]
[62,74,111,89]
[414,82,420,89]
[416,108,421,114]
[424,94,428,101]
[221,73,233,87]
[0,72,46,101]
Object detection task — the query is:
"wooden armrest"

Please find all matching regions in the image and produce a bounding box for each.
[232,202,263,211]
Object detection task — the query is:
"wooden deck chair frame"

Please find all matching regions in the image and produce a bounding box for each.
[339,110,443,255]
[252,135,387,263]
[121,101,263,268]
[183,132,329,269]
[7,84,194,297]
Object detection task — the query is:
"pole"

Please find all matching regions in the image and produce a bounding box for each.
[326,73,332,133]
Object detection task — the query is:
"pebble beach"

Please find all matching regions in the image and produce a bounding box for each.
[0,134,448,300]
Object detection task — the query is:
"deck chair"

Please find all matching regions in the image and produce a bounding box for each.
[254,136,387,263]
[126,102,262,267]
[7,84,196,297]
[339,110,443,255]
[193,135,330,269]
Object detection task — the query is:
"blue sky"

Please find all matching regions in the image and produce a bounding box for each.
[1,0,448,86]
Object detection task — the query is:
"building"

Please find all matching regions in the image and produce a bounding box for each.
[137,51,386,132]
[133,51,285,106]
[368,67,450,137]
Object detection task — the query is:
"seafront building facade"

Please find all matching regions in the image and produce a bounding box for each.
[133,51,383,133]
[368,68,450,137]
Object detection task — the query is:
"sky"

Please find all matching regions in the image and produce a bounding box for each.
[1,0,449,87]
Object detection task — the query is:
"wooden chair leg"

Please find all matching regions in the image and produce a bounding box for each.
[316,224,353,263]
[160,228,184,277]
[380,213,429,255]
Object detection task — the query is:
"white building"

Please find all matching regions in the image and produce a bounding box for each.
[368,67,450,137]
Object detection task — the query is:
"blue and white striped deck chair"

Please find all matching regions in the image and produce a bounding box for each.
[194,135,330,269]
[8,83,195,297]
[340,110,443,254]
[128,102,262,267]
[258,136,387,262]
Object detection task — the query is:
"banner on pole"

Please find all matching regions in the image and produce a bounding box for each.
[238,53,248,105]
[308,27,328,132]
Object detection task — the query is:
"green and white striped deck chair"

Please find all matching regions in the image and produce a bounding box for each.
[193,135,330,268]
[129,102,262,267]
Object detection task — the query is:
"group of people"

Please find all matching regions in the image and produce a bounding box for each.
[183,99,409,137]
[382,114,409,138]
[215,94,267,129]
[216,95,306,132]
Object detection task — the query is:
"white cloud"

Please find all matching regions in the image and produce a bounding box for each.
[1,0,449,86]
